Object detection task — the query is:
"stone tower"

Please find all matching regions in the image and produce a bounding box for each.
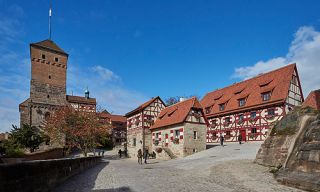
[19,39,69,128]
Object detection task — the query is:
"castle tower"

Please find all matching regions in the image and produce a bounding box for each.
[30,40,68,105]
[19,39,69,128]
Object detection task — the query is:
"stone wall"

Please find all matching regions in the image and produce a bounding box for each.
[183,123,207,156]
[255,107,320,191]
[152,123,206,159]
[0,156,101,192]
[127,129,143,158]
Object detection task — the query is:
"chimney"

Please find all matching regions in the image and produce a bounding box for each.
[179,97,186,102]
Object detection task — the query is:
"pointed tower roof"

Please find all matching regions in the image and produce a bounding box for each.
[30,39,68,56]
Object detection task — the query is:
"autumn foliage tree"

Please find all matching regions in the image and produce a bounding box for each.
[44,105,108,156]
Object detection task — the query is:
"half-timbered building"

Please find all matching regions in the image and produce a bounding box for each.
[201,64,304,143]
[150,97,208,159]
[99,110,127,146]
[125,96,166,158]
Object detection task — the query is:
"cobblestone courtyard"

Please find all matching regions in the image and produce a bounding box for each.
[54,142,302,192]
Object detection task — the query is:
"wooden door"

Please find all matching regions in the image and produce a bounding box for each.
[241,130,246,142]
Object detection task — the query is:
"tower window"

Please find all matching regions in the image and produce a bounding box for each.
[47,95,50,98]
[55,57,59,62]
[48,75,51,79]
[42,54,46,59]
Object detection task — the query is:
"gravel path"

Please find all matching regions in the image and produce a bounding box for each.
[54,142,302,192]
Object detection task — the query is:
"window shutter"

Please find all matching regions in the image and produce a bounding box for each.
[179,128,184,139]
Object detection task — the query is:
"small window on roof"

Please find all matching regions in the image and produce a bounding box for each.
[262,92,271,101]
[259,79,273,87]
[238,98,246,107]
[205,107,211,114]
[219,103,225,111]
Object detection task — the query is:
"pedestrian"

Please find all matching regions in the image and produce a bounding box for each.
[124,149,128,158]
[143,149,148,164]
[102,150,105,157]
[137,149,143,165]
[238,134,242,145]
[118,149,122,158]
[220,135,224,147]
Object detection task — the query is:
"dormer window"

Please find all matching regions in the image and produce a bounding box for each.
[42,54,46,59]
[262,92,271,101]
[238,98,246,107]
[205,107,211,114]
[219,103,225,111]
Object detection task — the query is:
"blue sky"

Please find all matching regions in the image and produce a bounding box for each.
[1,0,320,132]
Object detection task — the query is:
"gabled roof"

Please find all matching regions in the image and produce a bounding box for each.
[99,111,126,122]
[125,96,165,117]
[201,64,299,117]
[31,39,68,56]
[303,89,320,110]
[150,97,203,129]
[66,95,96,105]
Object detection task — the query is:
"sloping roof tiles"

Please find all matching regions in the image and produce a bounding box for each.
[125,96,164,117]
[303,89,320,110]
[201,64,298,117]
[66,95,96,105]
[99,111,127,122]
[31,39,68,55]
[150,97,203,129]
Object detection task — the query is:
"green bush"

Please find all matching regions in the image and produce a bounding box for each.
[0,140,24,158]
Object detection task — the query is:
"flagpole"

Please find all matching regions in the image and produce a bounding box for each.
[49,0,52,40]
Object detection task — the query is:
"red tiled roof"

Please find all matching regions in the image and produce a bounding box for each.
[66,95,96,105]
[99,111,126,122]
[303,89,320,110]
[125,96,165,117]
[201,64,298,117]
[150,97,203,129]
[31,39,68,55]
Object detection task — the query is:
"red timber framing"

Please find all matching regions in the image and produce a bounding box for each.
[126,96,166,150]
[202,64,304,143]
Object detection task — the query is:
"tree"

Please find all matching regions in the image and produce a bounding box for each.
[10,124,43,153]
[45,105,108,156]
[164,95,201,106]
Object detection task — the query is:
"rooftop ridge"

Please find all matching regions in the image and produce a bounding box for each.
[206,63,296,95]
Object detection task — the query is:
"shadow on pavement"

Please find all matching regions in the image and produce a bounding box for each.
[206,144,220,149]
[53,160,110,192]
[92,186,133,192]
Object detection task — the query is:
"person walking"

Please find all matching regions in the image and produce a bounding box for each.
[238,134,242,145]
[220,135,224,147]
[137,149,143,165]
[143,149,148,164]
[118,149,122,158]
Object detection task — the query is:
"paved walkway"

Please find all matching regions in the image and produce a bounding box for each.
[54,142,302,192]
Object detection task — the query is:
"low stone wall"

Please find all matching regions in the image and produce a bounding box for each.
[0,156,101,192]
[24,148,64,161]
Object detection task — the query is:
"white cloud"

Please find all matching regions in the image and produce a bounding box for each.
[91,65,120,81]
[68,64,148,115]
[233,26,320,96]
